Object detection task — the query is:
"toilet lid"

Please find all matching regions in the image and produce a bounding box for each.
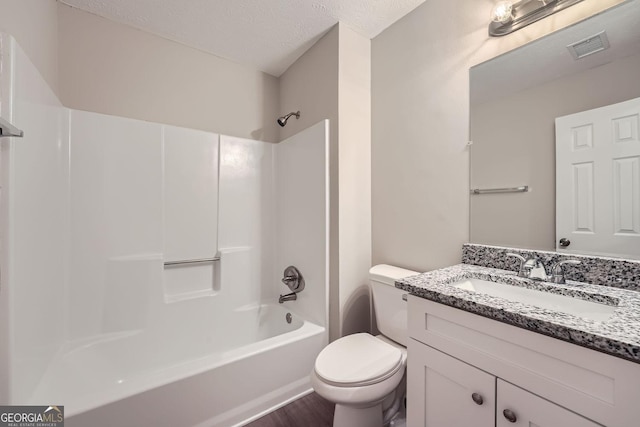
[314,333,403,387]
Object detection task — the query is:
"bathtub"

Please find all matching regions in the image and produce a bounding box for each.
[29,303,326,427]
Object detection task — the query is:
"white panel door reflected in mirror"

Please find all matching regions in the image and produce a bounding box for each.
[555,97,640,259]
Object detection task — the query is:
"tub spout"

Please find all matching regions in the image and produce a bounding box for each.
[278,292,297,303]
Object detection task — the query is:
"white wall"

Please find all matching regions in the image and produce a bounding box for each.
[0,0,58,94]
[57,3,280,143]
[371,0,628,273]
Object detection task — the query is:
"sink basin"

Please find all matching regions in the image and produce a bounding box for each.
[454,278,616,322]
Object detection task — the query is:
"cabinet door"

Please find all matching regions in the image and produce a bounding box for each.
[407,339,495,427]
[497,380,602,427]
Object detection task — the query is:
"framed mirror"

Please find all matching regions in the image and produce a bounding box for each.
[469,0,640,259]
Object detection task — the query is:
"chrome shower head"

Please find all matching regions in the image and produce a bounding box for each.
[277,111,300,127]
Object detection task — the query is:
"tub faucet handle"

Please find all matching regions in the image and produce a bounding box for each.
[282,275,297,285]
[281,266,305,293]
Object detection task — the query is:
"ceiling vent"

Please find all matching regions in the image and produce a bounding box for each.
[567,30,610,60]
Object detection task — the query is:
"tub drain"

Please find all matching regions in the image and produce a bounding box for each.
[286,312,292,324]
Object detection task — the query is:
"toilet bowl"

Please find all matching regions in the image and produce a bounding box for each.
[311,265,419,427]
[311,334,406,427]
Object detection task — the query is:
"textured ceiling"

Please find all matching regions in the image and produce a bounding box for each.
[59,0,426,76]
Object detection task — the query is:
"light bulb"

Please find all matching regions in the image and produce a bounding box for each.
[491,1,514,24]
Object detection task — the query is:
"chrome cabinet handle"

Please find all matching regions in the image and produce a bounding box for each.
[503,409,517,423]
[471,393,483,405]
[559,238,571,247]
[402,294,408,301]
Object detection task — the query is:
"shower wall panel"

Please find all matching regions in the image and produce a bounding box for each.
[218,135,275,307]
[162,125,219,262]
[68,110,163,340]
[67,112,224,337]
[0,34,67,403]
[274,120,329,327]
[162,125,219,302]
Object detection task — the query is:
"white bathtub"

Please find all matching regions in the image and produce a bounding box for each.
[29,303,326,427]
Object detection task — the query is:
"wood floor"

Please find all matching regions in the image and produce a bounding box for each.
[245,392,335,427]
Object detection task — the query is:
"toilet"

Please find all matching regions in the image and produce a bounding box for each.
[311,264,419,427]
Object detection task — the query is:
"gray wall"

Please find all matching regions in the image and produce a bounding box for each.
[0,0,59,94]
[58,3,280,142]
[371,0,626,273]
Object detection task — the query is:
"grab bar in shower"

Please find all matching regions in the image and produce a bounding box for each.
[470,185,529,195]
[164,257,220,267]
[0,117,24,138]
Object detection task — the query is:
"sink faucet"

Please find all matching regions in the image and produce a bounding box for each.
[522,256,548,281]
[550,259,581,284]
[506,253,548,281]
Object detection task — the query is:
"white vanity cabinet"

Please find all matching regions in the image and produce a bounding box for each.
[407,296,640,427]
[409,342,599,426]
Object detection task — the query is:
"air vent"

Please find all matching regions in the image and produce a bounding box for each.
[567,31,610,60]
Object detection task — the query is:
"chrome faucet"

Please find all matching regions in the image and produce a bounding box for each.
[278,292,297,303]
[506,253,548,281]
[506,253,527,277]
[279,266,305,304]
[550,259,581,284]
[522,256,548,281]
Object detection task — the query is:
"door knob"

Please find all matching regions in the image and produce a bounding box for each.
[503,409,517,423]
[471,393,483,405]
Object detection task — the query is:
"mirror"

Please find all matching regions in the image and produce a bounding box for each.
[469,1,640,259]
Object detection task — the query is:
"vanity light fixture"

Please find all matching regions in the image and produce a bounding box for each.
[489,0,585,37]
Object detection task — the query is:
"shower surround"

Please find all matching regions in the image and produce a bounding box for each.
[0,33,329,426]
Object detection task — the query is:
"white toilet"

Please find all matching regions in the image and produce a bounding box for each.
[311,264,419,427]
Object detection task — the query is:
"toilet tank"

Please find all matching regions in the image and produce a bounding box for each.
[370,264,420,347]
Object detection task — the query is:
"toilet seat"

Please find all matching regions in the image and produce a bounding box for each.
[314,333,403,387]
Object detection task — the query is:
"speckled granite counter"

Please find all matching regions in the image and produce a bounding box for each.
[396,263,640,364]
[462,243,640,290]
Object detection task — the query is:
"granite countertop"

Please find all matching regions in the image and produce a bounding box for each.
[396,264,640,364]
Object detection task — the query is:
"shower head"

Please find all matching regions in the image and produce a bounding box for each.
[277,111,300,127]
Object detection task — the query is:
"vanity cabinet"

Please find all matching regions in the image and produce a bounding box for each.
[407,296,640,427]
[409,342,599,426]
